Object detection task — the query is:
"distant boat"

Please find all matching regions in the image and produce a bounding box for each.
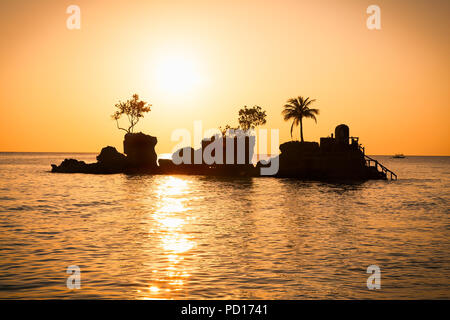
[393,154,406,159]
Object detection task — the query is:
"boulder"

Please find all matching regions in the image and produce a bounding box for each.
[95,146,128,172]
[51,154,125,174]
[123,132,158,168]
[51,147,127,174]
[97,146,127,165]
[51,159,89,173]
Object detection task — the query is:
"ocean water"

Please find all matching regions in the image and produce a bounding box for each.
[0,153,448,299]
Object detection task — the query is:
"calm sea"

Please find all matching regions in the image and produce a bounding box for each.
[0,153,448,299]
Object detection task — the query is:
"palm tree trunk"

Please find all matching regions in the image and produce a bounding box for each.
[300,118,304,142]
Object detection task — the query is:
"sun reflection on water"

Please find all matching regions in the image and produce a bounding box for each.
[142,176,195,299]
[158,217,185,229]
[155,176,190,197]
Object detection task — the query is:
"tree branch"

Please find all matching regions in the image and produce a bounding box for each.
[116,119,129,133]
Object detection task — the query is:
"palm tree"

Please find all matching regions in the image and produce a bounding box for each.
[282,96,319,142]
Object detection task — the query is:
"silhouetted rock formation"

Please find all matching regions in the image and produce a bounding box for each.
[51,159,91,173]
[275,141,369,180]
[51,133,158,174]
[161,134,257,176]
[160,147,206,174]
[51,146,127,174]
[51,125,394,180]
[264,124,388,180]
[201,135,255,166]
[97,146,127,169]
[124,132,158,169]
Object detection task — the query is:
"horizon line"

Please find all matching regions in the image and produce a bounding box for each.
[0,151,449,157]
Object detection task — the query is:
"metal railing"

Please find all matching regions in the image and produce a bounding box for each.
[364,155,397,180]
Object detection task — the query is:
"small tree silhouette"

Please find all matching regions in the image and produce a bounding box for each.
[238,105,267,132]
[220,105,267,136]
[111,94,151,134]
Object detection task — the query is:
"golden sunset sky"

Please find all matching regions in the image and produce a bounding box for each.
[0,0,448,155]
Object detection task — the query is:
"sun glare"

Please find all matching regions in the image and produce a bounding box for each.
[154,54,205,96]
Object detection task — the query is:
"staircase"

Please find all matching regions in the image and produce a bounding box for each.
[364,155,397,180]
[357,143,397,180]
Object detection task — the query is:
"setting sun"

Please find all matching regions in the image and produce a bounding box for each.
[153,54,206,96]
